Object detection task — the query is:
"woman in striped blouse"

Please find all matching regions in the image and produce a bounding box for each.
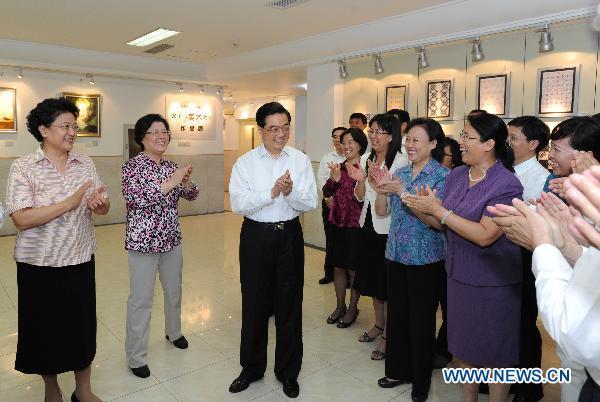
[6,97,109,402]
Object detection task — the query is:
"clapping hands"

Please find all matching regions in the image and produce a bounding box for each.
[272,170,293,198]
[327,162,342,182]
[87,185,109,212]
[402,185,442,215]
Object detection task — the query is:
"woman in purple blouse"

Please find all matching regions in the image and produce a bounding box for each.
[121,114,198,379]
[323,127,368,328]
[407,113,524,401]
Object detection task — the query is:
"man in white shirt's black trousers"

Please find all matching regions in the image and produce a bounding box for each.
[228,102,318,398]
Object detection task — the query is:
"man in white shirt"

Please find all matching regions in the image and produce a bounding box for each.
[228,102,318,399]
[316,127,346,284]
[507,116,551,402]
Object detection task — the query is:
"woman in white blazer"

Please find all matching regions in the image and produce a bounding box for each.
[349,112,409,360]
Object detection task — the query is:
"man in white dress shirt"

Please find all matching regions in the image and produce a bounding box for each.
[316,127,346,284]
[228,102,318,398]
[507,116,551,402]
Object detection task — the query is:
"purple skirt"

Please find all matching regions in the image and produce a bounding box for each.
[447,276,521,367]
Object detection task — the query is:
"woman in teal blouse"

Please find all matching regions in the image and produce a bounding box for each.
[374,118,448,402]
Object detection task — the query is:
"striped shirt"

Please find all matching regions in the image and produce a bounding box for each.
[5,148,103,267]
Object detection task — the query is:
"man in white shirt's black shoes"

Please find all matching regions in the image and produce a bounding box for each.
[228,102,318,399]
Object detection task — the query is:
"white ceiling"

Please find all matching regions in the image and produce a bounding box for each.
[0,0,594,100]
[0,0,449,63]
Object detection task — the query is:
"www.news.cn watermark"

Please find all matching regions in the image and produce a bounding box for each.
[443,368,571,384]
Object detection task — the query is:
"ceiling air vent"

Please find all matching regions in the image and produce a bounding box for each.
[265,0,309,9]
[144,44,174,54]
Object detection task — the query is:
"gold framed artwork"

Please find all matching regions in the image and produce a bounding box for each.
[61,93,101,137]
[385,85,408,111]
[0,87,17,132]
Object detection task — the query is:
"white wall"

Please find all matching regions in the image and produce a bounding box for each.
[0,69,223,158]
[295,95,307,153]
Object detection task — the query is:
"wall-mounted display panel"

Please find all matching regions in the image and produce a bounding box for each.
[536,66,578,116]
[426,79,452,118]
[477,74,509,116]
[385,84,408,111]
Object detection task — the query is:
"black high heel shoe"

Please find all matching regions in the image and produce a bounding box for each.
[326,306,346,324]
[337,309,359,328]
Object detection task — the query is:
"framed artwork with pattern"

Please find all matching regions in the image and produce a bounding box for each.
[385,85,408,111]
[536,66,579,116]
[426,79,452,119]
[477,74,509,116]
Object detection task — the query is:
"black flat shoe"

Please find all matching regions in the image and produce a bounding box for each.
[337,309,359,328]
[71,393,80,402]
[130,365,151,378]
[229,374,263,393]
[318,276,333,285]
[326,306,346,324]
[166,335,189,349]
[411,392,428,402]
[282,379,300,398]
[377,377,410,388]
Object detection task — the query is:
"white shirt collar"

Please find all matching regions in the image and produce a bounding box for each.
[257,144,290,159]
[514,155,539,175]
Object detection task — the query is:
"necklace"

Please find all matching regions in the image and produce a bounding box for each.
[468,166,488,182]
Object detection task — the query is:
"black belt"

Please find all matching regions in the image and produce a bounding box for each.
[244,217,299,231]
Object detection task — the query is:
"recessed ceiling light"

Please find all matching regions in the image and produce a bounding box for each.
[127,28,180,47]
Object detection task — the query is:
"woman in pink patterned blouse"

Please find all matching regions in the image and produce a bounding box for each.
[6,97,109,402]
[121,114,198,379]
[323,127,368,328]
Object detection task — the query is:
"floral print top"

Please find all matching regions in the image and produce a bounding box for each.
[122,152,198,253]
[386,158,449,266]
[322,161,363,228]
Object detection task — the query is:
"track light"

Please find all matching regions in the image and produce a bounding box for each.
[216,87,222,95]
[177,82,183,92]
[250,100,254,106]
[338,60,348,79]
[17,68,23,79]
[199,85,205,94]
[416,47,429,68]
[538,24,554,53]
[86,74,95,85]
[471,37,485,62]
[233,103,238,108]
[374,54,384,74]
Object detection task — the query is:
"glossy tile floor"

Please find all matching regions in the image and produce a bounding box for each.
[0,213,562,401]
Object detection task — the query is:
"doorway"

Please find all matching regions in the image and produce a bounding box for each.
[123,124,141,162]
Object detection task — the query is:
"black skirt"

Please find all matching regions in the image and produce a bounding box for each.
[353,208,388,300]
[15,257,97,375]
[329,225,362,271]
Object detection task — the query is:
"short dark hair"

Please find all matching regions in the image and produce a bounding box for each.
[340,127,368,156]
[468,109,487,117]
[26,97,79,142]
[331,127,346,137]
[405,118,446,163]
[443,137,464,168]
[367,114,403,170]
[550,117,600,161]
[256,102,291,128]
[134,114,170,151]
[508,116,550,154]
[349,112,367,125]
[467,112,512,170]
[386,109,410,125]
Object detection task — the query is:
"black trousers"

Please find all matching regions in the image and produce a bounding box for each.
[321,198,334,278]
[515,249,544,400]
[239,217,304,381]
[579,371,600,402]
[435,273,451,359]
[386,260,445,397]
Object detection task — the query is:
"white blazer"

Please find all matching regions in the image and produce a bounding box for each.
[355,151,409,234]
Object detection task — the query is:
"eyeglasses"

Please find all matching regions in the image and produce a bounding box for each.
[367,129,390,135]
[146,130,171,137]
[52,123,79,132]
[264,125,291,134]
[507,135,527,144]
[459,130,480,141]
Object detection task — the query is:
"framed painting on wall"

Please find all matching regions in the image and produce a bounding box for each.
[0,87,17,132]
[477,74,509,116]
[536,66,578,116]
[385,85,408,111]
[426,80,452,118]
[62,92,101,137]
